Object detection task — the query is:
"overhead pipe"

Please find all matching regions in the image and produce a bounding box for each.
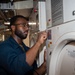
[0,10,7,21]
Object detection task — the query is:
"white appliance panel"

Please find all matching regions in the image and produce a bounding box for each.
[51,0,75,26]
[46,20,75,75]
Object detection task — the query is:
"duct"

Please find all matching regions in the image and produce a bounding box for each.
[0,0,34,30]
[0,2,14,9]
[13,0,33,17]
[14,0,33,9]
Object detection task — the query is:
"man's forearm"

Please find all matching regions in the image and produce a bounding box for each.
[26,42,41,66]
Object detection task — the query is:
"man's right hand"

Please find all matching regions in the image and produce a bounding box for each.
[37,31,47,44]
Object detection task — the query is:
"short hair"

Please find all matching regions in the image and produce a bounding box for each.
[10,15,29,26]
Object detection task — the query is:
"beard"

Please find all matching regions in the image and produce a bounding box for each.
[15,29,28,39]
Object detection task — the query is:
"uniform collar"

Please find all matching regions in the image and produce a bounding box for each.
[9,36,22,49]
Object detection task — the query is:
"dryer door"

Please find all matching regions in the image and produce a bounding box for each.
[49,42,75,75]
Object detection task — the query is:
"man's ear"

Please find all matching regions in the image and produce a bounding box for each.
[11,25,15,31]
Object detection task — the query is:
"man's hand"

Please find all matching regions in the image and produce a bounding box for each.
[44,50,46,62]
[37,31,47,45]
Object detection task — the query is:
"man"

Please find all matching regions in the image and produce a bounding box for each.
[0,15,47,75]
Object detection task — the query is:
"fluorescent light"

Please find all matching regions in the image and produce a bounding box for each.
[4,22,37,26]
[4,22,10,25]
[28,22,36,25]
[4,29,10,31]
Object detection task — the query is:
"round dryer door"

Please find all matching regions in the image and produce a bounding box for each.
[50,42,75,75]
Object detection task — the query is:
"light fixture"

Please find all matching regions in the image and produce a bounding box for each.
[4,22,10,25]
[4,22,37,26]
[28,22,36,25]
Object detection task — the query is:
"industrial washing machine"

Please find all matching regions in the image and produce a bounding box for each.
[46,0,75,75]
[46,20,75,75]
